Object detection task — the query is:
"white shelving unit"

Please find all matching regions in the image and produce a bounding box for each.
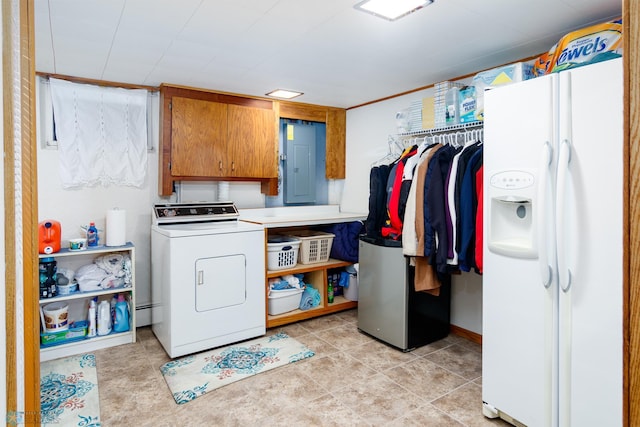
[39,242,136,362]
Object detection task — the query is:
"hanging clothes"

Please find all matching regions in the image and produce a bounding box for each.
[475,165,484,274]
[402,144,438,255]
[448,141,483,267]
[426,144,460,274]
[381,146,417,240]
[413,144,444,294]
[365,164,392,239]
[414,145,443,257]
[458,145,483,272]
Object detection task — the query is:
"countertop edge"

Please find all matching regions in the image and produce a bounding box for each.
[239,211,366,229]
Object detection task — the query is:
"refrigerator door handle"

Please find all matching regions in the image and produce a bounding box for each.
[557,138,572,293]
[538,140,553,288]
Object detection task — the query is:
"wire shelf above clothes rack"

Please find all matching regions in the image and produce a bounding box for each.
[388,120,484,154]
[398,120,483,138]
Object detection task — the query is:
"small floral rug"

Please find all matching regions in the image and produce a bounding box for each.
[160,332,315,405]
[40,353,101,426]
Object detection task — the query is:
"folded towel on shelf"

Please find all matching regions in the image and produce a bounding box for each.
[282,274,302,288]
[269,278,292,290]
[299,286,321,310]
[75,253,132,292]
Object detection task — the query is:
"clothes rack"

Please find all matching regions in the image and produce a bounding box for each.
[389,121,484,154]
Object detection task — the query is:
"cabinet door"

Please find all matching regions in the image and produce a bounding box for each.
[227,104,277,178]
[171,96,228,177]
[326,107,346,179]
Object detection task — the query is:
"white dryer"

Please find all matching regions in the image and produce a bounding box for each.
[151,202,265,358]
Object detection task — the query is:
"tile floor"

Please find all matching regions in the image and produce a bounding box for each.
[93,309,510,426]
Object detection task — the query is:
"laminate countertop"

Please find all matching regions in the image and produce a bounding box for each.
[238,205,366,229]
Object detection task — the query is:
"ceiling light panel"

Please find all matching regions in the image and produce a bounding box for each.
[265,89,303,99]
[354,0,434,21]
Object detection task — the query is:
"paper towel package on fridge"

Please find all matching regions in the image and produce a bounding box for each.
[533,18,623,76]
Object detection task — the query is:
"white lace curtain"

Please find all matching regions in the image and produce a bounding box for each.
[49,78,148,188]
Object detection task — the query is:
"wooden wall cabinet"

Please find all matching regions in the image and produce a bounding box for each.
[159,84,278,196]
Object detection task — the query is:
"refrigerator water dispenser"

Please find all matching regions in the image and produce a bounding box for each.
[488,170,537,258]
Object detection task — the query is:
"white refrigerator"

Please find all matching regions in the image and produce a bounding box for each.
[482,57,623,427]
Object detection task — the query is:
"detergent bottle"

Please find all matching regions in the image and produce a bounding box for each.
[87,222,99,247]
[113,294,130,333]
[97,300,112,336]
[38,220,61,254]
[87,299,97,337]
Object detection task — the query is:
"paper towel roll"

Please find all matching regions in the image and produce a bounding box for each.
[106,208,126,247]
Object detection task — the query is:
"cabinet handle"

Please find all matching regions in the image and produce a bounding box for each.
[232,161,235,172]
[218,161,222,171]
[197,270,204,285]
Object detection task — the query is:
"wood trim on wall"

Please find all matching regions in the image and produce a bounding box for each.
[35,71,158,92]
[22,0,40,421]
[625,1,639,425]
[5,0,39,423]
[3,0,17,417]
[449,325,482,345]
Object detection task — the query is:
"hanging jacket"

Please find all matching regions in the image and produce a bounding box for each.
[365,164,391,239]
[475,165,484,274]
[426,144,460,274]
[458,146,483,272]
[381,146,417,240]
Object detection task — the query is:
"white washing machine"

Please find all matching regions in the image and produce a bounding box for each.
[151,202,266,358]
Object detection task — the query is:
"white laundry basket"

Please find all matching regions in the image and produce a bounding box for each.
[268,287,304,315]
[288,230,335,264]
[267,236,301,270]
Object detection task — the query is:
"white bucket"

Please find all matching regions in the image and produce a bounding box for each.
[43,302,69,331]
[344,274,358,301]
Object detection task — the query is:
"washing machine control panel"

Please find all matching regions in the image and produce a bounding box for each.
[153,202,239,224]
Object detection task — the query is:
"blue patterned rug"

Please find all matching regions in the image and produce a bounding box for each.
[160,332,315,405]
[40,353,101,426]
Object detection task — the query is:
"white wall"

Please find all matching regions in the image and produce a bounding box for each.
[342,84,483,335]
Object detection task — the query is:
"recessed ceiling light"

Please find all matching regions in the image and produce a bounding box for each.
[354,0,434,21]
[265,89,303,99]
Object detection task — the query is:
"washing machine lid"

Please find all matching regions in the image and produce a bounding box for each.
[152,202,239,225]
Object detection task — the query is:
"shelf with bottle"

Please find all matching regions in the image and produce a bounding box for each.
[38,241,134,259]
[266,262,357,328]
[38,242,136,362]
[40,290,135,361]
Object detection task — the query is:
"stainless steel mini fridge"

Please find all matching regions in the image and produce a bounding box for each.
[357,236,450,351]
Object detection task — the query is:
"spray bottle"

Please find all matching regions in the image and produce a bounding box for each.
[87,299,97,337]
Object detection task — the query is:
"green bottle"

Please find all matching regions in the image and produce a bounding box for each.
[328,278,334,304]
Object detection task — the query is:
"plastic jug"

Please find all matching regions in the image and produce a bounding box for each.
[97,300,112,336]
[38,220,61,254]
[113,294,130,333]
